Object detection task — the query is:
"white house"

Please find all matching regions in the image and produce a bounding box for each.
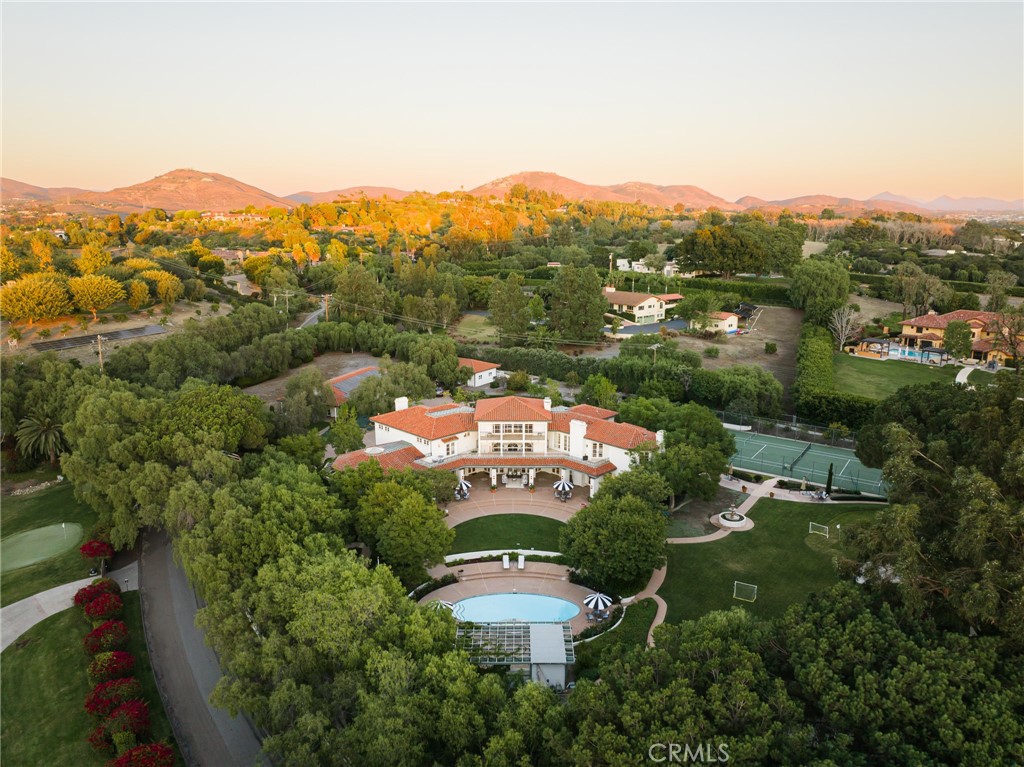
[602,286,666,325]
[331,395,662,496]
[458,357,501,387]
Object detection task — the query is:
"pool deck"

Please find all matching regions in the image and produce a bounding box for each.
[421,561,596,635]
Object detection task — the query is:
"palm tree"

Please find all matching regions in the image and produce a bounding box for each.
[15,412,68,466]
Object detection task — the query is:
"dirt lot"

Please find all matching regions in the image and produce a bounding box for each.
[241,350,378,404]
[579,306,805,396]
[0,300,232,367]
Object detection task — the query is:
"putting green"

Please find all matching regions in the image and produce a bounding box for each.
[1,523,83,573]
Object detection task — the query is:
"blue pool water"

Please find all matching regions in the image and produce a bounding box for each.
[453,593,580,622]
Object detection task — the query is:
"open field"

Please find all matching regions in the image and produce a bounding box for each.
[452,312,498,343]
[658,499,882,622]
[1,483,99,607]
[449,514,565,554]
[0,593,180,767]
[833,353,959,399]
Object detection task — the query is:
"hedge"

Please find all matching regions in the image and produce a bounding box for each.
[85,592,125,622]
[108,742,176,767]
[74,579,121,607]
[84,620,130,655]
[793,324,877,429]
[852,272,1024,298]
[85,678,144,718]
[88,651,136,685]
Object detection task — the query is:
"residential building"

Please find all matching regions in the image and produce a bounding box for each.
[602,286,666,325]
[899,309,1024,364]
[331,395,662,496]
[326,366,379,417]
[458,357,501,387]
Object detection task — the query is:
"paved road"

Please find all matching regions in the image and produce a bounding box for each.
[299,306,324,328]
[1,562,138,652]
[140,532,267,767]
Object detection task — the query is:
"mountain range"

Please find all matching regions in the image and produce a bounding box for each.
[2,169,1020,215]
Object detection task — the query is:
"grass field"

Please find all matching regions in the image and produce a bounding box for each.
[0,593,180,767]
[450,514,564,554]
[573,598,658,677]
[833,354,959,399]
[454,313,498,342]
[658,499,882,623]
[1,484,99,607]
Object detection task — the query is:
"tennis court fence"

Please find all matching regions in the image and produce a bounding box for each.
[713,409,858,450]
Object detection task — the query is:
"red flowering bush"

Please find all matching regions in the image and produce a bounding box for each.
[88,651,135,684]
[107,742,176,767]
[81,540,115,560]
[106,700,150,735]
[84,620,130,655]
[88,723,115,754]
[85,592,124,621]
[85,678,143,717]
[74,579,120,607]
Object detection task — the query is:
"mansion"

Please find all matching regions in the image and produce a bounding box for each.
[899,309,1024,365]
[331,395,662,496]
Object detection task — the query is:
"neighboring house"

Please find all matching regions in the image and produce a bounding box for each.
[615,259,678,277]
[687,311,739,334]
[331,394,662,496]
[601,286,665,325]
[458,357,501,388]
[656,293,684,312]
[327,366,380,417]
[899,310,1024,364]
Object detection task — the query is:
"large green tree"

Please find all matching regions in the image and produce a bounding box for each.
[547,264,607,341]
[488,272,531,343]
[942,319,973,360]
[0,274,73,325]
[789,259,851,325]
[560,493,666,592]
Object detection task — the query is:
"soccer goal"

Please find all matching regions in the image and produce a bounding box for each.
[733,581,758,602]
[809,522,830,539]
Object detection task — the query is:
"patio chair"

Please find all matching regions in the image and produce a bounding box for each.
[502,554,510,570]
[517,554,525,569]
[586,612,595,621]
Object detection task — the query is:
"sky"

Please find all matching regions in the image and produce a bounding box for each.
[2,2,1022,202]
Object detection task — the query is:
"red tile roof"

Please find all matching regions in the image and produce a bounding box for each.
[549,409,657,450]
[428,454,616,477]
[458,357,501,374]
[474,396,552,423]
[657,293,684,301]
[602,289,658,307]
[712,312,738,320]
[327,367,379,405]
[901,310,997,330]
[371,403,476,439]
[331,443,424,472]
[568,404,618,421]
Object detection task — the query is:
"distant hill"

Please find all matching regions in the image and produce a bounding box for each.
[469,172,742,210]
[1,178,92,203]
[923,195,1024,212]
[286,186,412,204]
[79,169,295,212]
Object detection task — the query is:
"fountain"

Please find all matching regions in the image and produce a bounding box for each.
[716,506,748,529]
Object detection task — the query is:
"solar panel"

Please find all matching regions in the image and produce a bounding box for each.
[31,325,166,352]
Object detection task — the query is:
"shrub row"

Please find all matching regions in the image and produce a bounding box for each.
[73,579,175,767]
[793,325,877,429]
[852,272,1024,298]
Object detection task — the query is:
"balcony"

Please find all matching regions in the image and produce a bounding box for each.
[478,432,546,441]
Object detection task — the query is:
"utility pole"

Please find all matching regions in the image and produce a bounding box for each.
[322,293,332,322]
[95,335,106,372]
[649,343,661,365]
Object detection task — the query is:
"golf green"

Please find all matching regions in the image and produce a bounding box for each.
[1,524,83,573]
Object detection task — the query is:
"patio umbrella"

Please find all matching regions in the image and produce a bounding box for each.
[428,600,454,611]
[583,592,612,610]
[553,479,574,492]
[457,479,472,493]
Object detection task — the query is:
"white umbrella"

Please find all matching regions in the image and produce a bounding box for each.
[583,592,612,610]
[428,600,454,611]
[553,479,574,492]
[457,479,472,493]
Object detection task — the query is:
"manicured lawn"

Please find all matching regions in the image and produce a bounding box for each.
[574,598,658,677]
[449,514,565,554]
[666,487,748,538]
[0,592,180,767]
[1,483,99,606]
[658,499,883,622]
[454,313,497,342]
[833,353,959,399]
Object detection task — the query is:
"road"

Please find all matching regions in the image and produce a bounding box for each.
[139,532,267,767]
[299,306,324,328]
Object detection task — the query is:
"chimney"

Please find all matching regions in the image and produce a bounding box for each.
[569,419,587,458]
[604,285,615,294]
[394,396,409,412]
[656,430,665,447]
[543,397,552,411]
[927,309,937,315]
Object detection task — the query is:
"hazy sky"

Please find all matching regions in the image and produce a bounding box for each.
[3,2,1022,201]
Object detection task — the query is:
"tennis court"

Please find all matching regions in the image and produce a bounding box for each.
[729,431,884,494]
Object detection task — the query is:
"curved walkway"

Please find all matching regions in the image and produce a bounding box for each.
[1,562,138,652]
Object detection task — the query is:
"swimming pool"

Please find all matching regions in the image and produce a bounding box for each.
[452,593,580,622]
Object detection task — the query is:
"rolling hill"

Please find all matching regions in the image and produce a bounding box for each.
[286,186,412,204]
